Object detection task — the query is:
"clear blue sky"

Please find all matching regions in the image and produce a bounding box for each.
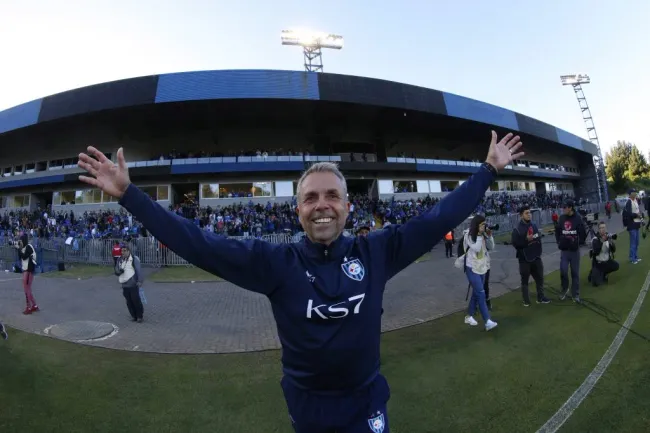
[0,0,646,157]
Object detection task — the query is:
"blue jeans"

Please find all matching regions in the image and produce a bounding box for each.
[629,229,640,262]
[466,266,490,322]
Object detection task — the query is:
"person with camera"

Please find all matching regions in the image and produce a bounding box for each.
[511,206,551,307]
[590,221,620,285]
[0,322,8,340]
[462,215,498,331]
[623,188,643,264]
[115,245,145,322]
[14,233,40,315]
[555,200,587,303]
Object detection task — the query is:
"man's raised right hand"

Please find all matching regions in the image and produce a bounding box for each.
[78,146,131,200]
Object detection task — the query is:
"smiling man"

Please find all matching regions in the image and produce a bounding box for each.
[78,131,523,433]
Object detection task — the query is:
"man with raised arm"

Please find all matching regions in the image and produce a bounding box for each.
[78,131,523,433]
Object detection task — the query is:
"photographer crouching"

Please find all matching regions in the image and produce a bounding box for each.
[589,221,620,285]
[14,234,40,315]
[115,245,145,322]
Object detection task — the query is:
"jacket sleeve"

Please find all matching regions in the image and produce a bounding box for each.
[18,245,33,260]
[133,256,143,284]
[372,164,496,280]
[485,235,495,251]
[624,199,638,218]
[577,218,587,240]
[591,237,603,255]
[466,234,484,253]
[511,227,527,249]
[118,183,283,295]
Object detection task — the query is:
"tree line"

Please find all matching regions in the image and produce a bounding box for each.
[605,140,649,194]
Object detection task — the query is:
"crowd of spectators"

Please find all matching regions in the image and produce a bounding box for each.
[0,191,583,242]
[154,148,311,161]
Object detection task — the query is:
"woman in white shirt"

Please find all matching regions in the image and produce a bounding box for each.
[463,215,498,331]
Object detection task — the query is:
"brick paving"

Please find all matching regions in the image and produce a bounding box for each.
[0,217,625,354]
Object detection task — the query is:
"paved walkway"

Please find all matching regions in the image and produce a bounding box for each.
[0,217,625,353]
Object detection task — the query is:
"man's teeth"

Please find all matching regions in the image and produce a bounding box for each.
[314,218,333,224]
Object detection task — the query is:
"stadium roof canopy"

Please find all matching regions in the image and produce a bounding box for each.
[0,69,596,155]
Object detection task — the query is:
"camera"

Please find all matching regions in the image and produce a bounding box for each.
[487,224,500,231]
[609,233,618,241]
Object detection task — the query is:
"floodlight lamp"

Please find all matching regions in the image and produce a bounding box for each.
[281,29,344,49]
[560,74,590,86]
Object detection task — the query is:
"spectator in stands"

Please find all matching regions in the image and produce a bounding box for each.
[15,233,39,315]
[462,215,498,331]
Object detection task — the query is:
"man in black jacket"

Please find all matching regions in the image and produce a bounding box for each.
[0,322,7,340]
[511,206,551,306]
[555,199,587,303]
[590,221,620,284]
[623,189,643,264]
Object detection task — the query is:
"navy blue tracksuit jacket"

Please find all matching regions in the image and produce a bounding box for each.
[118,163,497,428]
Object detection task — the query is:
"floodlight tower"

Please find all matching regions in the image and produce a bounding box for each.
[281,29,344,72]
[560,73,608,203]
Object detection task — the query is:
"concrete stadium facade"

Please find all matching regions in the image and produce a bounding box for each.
[0,69,597,212]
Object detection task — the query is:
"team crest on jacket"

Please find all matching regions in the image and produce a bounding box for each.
[341,257,365,282]
[368,412,385,433]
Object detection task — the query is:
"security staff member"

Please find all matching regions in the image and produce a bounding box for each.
[444,230,455,258]
[511,206,550,306]
[590,221,620,284]
[555,199,587,303]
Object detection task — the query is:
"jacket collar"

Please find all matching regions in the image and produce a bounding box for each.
[301,233,351,262]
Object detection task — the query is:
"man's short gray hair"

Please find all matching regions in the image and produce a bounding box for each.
[296,162,347,201]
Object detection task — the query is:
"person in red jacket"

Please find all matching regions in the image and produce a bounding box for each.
[112,241,122,267]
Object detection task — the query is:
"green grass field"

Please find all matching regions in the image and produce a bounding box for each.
[2,234,650,432]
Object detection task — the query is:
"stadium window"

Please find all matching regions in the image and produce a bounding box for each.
[81,189,102,204]
[440,181,458,192]
[201,184,220,199]
[14,165,23,175]
[0,196,6,208]
[25,163,35,174]
[489,182,499,191]
[141,186,159,201]
[252,182,273,197]
[52,192,61,206]
[36,161,47,172]
[157,186,169,201]
[2,167,10,177]
[103,192,118,203]
[60,191,75,205]
[11,195,30,208]
[49,160,63,169]
[74,190,84,204]
[219,183,255,198]
[392,181,416,193]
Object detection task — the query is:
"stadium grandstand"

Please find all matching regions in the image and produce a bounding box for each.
[0,69,601,254]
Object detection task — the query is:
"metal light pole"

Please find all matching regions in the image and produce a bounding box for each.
[560,73,608,203]
[281,29,344,72]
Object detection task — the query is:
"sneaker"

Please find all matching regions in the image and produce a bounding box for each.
[523,302,530,307]
[464,315,478,326]
[22,308,32,315]
[559,291,568,301]
[537,297,551,304]
[0,323,7,340]
[485,320,498,331]
[573,296,582,304]
[30,305,40,313]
